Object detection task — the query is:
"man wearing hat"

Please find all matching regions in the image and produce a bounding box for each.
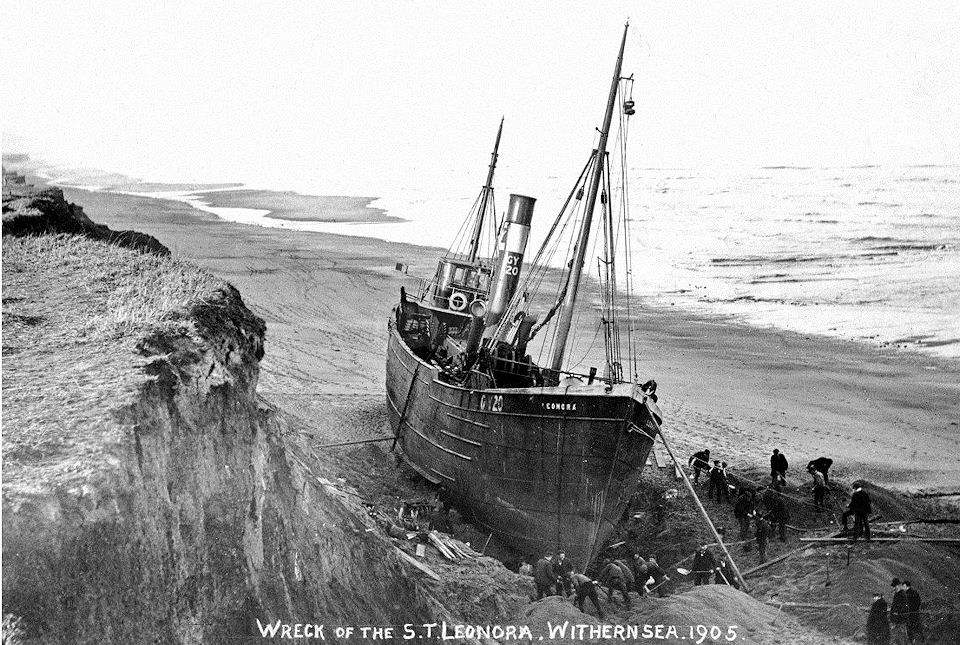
[903,580,922,644]
[889,578,908,645]
[866,591,890,645]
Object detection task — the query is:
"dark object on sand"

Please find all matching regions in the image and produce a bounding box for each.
[385,24,661,567]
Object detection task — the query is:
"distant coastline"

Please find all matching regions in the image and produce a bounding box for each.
[187,188,397,224]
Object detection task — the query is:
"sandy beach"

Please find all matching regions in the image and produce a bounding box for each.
[62,186,960,496]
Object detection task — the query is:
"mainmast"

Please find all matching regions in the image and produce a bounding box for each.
[548,23,629,374]
[467,117,505,263]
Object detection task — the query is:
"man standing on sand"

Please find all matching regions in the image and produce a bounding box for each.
[903,580,922,644]
[763,487,789,542]
[688,448,710,484]
[692,545,717,586]
[533,553,556,600]
[770,449,788,485]
[843,484,872,542]
[708,460,730,503]
[866,592,891,645]
[565,572,604,619]
[809,465,827,510]
[734,488,755,547]
[889,578,908,645]
[754,513,771,563]
[554,551,574,597]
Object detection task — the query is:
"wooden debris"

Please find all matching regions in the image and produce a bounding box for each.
[799,537,960,544]
[765,601,866,612]
[395,547,440,581]
[428,531,458,560]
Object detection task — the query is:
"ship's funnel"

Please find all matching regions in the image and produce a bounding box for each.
[485,194,535,327]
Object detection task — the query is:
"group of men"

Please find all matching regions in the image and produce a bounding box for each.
[527,552,667,619]
[731,484,789,562]
[866,578,923,645]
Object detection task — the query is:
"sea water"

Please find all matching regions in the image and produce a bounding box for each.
[45,163,960,358]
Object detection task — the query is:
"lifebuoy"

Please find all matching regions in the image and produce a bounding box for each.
[469,298,487,318]
[448,292,468,311]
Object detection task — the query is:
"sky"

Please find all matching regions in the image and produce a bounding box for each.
[4,1,959,195]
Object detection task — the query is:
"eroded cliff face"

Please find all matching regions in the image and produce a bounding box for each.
[2,280,443,644]
[2,184,168,254]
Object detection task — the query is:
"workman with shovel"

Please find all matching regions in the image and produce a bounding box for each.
[564,571,604,619]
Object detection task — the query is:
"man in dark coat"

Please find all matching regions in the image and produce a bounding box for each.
[597,558,631,607]
[614,559,635,596]
[566,572,604,619]
[692,545,717,586]
[866,593,890,645]
[843,484,872,542]
[754,513,771,563]
[770,449,788,485]
[646,557,668,597]
[554,552,575,597]
[903,580,922,644]
[889,578,908,645]
[708,461,729,503]
[630,553,649,595]
[763,488,789,541]
[688,449,711,484]
[533,553,556,600]
[807,457,833,485]
[734,488,755,546]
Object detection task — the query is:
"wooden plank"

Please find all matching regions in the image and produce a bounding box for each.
[653,446,668,468]
[395,547,440,581]
[799,537,960,544]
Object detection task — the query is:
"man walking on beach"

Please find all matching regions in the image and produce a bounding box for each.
[688,449,710,484]
[534,553,556,599]
[692,545,717,586]
[843,484,872,542]
[770,449,788,485]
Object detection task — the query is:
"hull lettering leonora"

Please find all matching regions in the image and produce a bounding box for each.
[386,23,662,568]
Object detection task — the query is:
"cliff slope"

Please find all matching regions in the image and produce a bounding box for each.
[2,183,168,255]
[1,233,449,643]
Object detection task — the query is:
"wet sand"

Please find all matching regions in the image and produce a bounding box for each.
[63,186,960,495]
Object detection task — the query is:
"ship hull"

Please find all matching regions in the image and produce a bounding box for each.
[386,310,659,567]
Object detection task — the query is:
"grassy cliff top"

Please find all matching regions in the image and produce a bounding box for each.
[2,234,227,492]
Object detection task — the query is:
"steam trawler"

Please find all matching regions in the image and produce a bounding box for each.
[386,24,661,567]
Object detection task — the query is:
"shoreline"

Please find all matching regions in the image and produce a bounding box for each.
[60,185,960,494]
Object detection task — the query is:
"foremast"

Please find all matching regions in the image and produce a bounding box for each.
[467,117,505,263]
[548,23,629,375]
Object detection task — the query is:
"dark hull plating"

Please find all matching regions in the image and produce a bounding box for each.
[386,310,659,567]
